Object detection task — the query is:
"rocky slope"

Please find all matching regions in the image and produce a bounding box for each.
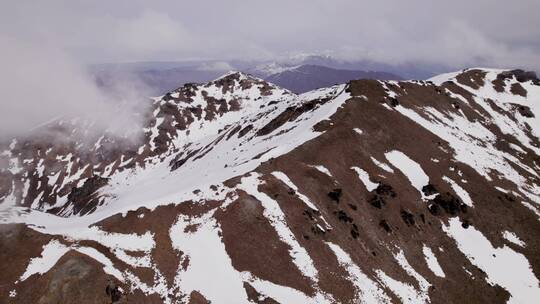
[1,68,539,303]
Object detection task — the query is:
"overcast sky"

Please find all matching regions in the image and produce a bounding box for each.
[1,0,539,137]
[2,0,539,68]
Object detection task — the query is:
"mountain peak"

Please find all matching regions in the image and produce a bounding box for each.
[213,70,254,82]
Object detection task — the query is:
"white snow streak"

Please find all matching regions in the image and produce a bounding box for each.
[385,150,429,197]
[170,212,249,304]
[238,173,319,282]
[422,245,445,278]
[371,157,394,173]
[272,171,319,210]
[502,231,526,248]
[19,240,70,281]
[442,176,474,207]
[351,166,378,191]
[327,242,390,303]
[444,217,540,303]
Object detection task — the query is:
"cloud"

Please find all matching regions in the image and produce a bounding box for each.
[4,1,538,68]
[0,34,150,140]
[197,61,234,71]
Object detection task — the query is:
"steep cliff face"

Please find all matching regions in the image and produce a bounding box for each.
[1,68,539,303]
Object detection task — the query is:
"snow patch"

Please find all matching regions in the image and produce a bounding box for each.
[385,150,429,197]
[19,240,70,281]
[351,167,378,191]
[272,171,318,211]
[502,231,526,247]
[238,173,319,282]
[311,165,333,177]
[423,245,445,278]
[170,211,248,303]
[444,217,540,303]
[371,157,394,173]
[442,176,474,207]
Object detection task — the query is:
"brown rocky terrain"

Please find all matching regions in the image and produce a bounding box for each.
[1,68,539,303]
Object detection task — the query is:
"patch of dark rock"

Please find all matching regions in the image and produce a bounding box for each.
[420,214,426,224]
[501,193,516,202]
[188,106,203,119]
[400,210,415,226]
[226,125,242,140]
[422,183,438,196]
[238,124,253,138]
[510,83,527,97]
[311,225,325,235]
[368,194,385,209]
[456,69,486,89]
[428,203,440,216]
[500,69,540,85]
[162,92,175,102]
[368,183,395,209]
[387,97,399,107]
[67,175,109,215]
[170,149,199,171]
[461,219,471,229]
[327,188,342,203]
[256,97,331,136]
[428,192,468,216]
[228,99,241,111]
[303,209,317,221]
[518,105,535,118]
[379,220,391,233]
[335,210,353,223]
[375,183,396,197]
[348,203,358,211]
[256,106,296,137]
[243,282,280,304]
[350,227,359,239]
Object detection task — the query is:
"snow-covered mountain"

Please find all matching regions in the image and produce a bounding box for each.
[1,68,540,303]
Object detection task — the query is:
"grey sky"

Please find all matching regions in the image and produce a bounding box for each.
[2,0,539,68]
[1,1,539,138]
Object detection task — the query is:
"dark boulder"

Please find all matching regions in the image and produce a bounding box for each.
[375,183,396,197]
[327,188,342,203]
[379,220,391,233]
[368,194,385,209]
[335,210,353,223]
[400,210,415,226]
[422,183,438,196]
[518,105,535,118]
[428,192,468,216]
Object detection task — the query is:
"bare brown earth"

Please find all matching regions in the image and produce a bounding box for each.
[1,69,540,303]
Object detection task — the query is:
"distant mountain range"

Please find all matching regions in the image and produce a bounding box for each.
[92,57,404,95]
[264,65,401,93]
